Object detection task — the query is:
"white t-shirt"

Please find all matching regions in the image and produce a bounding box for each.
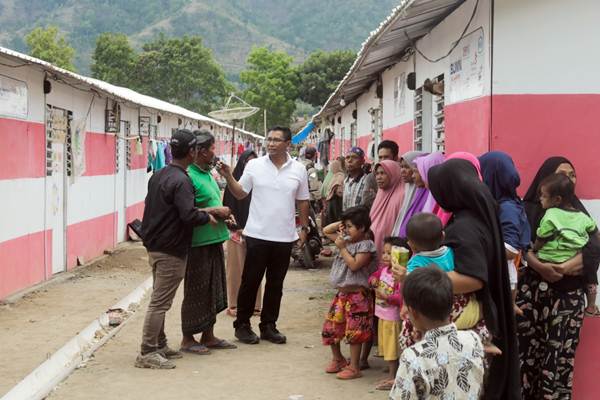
[239,154,310,242]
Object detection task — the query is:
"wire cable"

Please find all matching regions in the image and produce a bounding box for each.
[405,0,480,63]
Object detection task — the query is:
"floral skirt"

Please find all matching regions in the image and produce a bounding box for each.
[322,288,374,345]
[516,269,584,400]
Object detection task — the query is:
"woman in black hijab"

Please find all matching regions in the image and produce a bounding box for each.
[222,150,261,316]
[428,159,520,400]
[517,156,600,399]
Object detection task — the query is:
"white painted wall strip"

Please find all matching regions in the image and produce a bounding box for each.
[0,177,45,243]
[1,276,152,400]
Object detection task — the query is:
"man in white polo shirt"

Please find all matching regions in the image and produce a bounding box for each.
[217,126,310,345]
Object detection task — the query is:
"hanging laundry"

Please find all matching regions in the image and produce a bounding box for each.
[155,141,166,170]
[164,141,172,165]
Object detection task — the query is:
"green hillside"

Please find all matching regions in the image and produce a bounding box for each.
[0,0,397,77]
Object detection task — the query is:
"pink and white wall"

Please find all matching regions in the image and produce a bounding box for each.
[491,0,600,220]
[0,55,261,299]
[320,0,599,224]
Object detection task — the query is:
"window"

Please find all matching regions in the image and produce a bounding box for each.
[413,88,432,151]
[433,74,445,152]
[117,120,130,173]
[45,105,73,176]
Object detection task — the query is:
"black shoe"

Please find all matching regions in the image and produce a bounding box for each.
[260,324,287,344]
[235,324,260,344]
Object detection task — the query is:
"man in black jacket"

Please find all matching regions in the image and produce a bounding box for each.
[135,129,217,369]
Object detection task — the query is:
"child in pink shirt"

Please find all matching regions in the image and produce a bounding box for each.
[369,236,403,391]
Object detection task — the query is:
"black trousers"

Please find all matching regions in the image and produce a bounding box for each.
[234,237,293,330]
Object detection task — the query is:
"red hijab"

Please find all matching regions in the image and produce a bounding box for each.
[370,160,405,256]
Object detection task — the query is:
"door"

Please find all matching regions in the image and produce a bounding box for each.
[45,105,70,274]
[114,121,129,243]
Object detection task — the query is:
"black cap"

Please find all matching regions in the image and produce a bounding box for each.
[170,129,197,151]
[305,146,317,158]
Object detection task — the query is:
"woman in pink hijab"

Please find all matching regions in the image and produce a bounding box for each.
[369,160,405,256]
[435,152,482,225]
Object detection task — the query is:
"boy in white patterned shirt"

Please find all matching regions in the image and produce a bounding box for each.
[390,266,484,400]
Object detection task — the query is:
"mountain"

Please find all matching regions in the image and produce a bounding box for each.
[0,0,398,79]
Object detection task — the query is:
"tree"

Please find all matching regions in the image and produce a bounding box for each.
[297,49,355,107]
[91,33,137,87]
[134,35,232,114]
[240,47,299,132]
[25,26,76,71]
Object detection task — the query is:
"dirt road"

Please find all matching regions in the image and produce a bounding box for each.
[41,250,390,400]
[0,243,150,396]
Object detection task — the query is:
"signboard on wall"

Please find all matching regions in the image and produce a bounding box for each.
[0,74,28,119]
[447,27,485,104]
[139,116,150,136]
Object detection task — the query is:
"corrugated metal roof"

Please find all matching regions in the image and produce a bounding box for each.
[0,46,262,139]
[314,0,465,120]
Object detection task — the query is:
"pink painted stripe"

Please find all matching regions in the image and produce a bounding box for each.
[129,137,148,170]
[383,121,413,155]
[66,212,116,269]
[491,94,600,198]
[0,117,46,180]
[126,201,145,226]
[83,132,116,176]
[444,96,491,156]
[0,230,50,299]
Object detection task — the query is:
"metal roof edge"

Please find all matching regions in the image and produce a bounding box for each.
[0,46,262,139]
[313,0,415,122]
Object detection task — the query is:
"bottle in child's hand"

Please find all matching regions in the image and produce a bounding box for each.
[391,246,410,266]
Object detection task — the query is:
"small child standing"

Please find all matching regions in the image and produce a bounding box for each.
[534,173,598,305]
[389,266,485,399]
[368,237,403,391]
[397,213,500,356]
[321,206,378,380]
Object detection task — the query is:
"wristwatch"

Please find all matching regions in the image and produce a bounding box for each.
[300,226,310,233]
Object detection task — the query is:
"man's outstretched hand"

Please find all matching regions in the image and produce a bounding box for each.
[215,160,232,177]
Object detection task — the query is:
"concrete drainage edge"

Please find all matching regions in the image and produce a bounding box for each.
[1,276,153,400]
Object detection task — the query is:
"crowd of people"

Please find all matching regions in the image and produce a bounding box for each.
[134,126,599,400]
[317,140,599,399]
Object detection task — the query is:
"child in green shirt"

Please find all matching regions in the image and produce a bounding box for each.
[534,174,598,307]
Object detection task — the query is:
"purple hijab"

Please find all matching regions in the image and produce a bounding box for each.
[396,152,445,236]
[416,152,445,212]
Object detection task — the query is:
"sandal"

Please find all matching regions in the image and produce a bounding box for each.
[180,343,211,355]
[584,305,600,317]
[325,358,348,373]
[203,339,237,350]
[375,379,395,391]
[336,366,362,380]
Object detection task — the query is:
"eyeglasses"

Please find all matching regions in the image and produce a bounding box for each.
[266,137,287,143]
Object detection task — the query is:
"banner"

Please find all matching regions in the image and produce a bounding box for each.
[0,74,28,119]
[71,117,87,183]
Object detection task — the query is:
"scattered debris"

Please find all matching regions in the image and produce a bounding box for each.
[107,308,127,326]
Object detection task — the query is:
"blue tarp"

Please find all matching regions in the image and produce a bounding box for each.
[291,121,315,145]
